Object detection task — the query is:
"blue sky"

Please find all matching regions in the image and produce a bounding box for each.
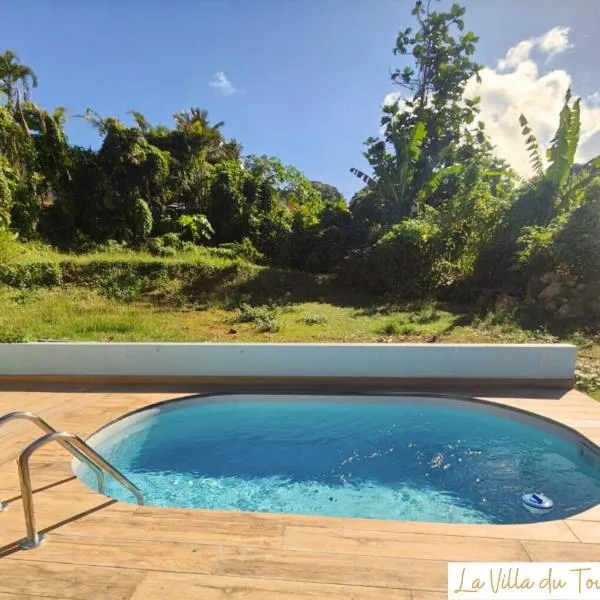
[2,0,599,198]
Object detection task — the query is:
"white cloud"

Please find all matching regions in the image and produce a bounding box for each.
[209,72,239,95]
[538,26,573,55]
[463,26,600,177]
[588,92,600,105]
[497,26,572,71]
[498,40,535,71]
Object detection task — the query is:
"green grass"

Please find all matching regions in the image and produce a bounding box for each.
[0,285,576,345]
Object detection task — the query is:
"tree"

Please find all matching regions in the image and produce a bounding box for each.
[0,50,38,106]
[351,0,482,227]
[172,108,236,164]
[390,0,480,164]
[310,181,345,204]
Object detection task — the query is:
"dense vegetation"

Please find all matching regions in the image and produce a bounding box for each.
[1,0,599,359]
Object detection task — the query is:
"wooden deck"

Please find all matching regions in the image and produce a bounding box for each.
[1,385,600,599]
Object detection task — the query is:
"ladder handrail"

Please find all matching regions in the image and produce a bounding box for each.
[17,430,144,549]
[0,411,106,499]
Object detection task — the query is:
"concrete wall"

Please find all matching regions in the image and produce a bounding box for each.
[0,342,577,382]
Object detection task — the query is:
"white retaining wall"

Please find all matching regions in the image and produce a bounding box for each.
[0,343,577,381]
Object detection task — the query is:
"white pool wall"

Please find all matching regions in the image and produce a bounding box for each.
[0,342,577,382]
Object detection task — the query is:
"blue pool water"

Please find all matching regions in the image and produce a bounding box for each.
[75,395,600,524]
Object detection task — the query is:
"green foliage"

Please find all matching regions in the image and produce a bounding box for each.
[310,181,345,204]
[132,198,153,245]
[390,0,481,168]
[234,302,281,332]
[207,160,249,242]
[518,184,600,327]
[302,313,327,326]
[0,50,37,105]
[361,120,427,221]
[1,5,600,336]
[219,237,264,262]
[515,90,593,227]
[519,114,544,177]
[546,90,581,188]
[0,261,62,288]
[0,153,14,229]
[176,213,214,243]
[147,232,188,256]
[341,218,444,296]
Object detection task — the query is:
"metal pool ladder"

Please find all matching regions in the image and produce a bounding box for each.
[0,411,144,550]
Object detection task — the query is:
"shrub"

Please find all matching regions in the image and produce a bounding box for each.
[234,302,282,332]
[219,237,264,262]
[380,321,401,335]
[132,198,153,245]
[521,184,600,329]
[0,261,62,288]
[0,326,28,343]
[161,232,183,249]
[235,303,274,324]
[177,214,214,243]
[255,314,281,333]
[147,237,165,256]
[340,218,444,297]
[147,233,191,256]
[302,313,328,326]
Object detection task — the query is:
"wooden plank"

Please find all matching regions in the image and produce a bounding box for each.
[8,535,218,574]
[129,572,412,600]
[0,393,75,415]
[0,594,62,599]
[412,593,448,600]
[132,506,344,529]
[0,461,76,491]
[214,547,448,592]
[340,517,579,542]
[57,513,284,549]
[522,540,600,561]
[0,497,123,549]
[0,560,145,600]
[565,520,600,543]
[283,526,530,561]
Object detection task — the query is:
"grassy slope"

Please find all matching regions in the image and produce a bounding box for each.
[0,239,598,395]
[0,288,538,343]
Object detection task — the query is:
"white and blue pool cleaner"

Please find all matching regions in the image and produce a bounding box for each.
[522,493,554,515]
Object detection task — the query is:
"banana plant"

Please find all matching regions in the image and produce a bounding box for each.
[519,88,599,217]
[351,120,463,221]
[518,114,544,178]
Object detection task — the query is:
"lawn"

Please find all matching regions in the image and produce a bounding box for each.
[0,285,561,344]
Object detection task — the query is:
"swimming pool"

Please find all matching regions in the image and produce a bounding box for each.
[74,394,600,524]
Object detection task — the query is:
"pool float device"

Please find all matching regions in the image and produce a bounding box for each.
[522,493,554,515]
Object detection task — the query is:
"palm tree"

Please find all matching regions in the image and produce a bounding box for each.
[128,110,151,133]
[0,50,38,106]
[173,107,235,164]
[173,107,224,133]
